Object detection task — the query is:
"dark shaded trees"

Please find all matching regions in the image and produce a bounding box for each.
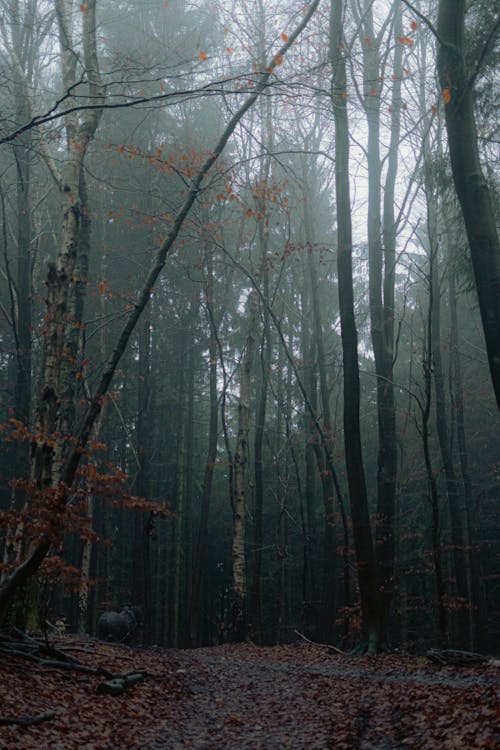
[436,1,500,409]
[0,0,321,625]
[0,0,498,655]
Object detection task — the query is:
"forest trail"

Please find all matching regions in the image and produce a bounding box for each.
[0,638,498,749]
[142,644,499,749]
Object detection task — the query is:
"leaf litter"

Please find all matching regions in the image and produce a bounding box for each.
[0,637,498,749]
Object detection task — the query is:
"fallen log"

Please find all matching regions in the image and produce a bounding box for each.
[426,649,491,666]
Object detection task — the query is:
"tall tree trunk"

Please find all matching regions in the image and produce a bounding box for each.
[378,2,402,644]
[76,174,100,634]
[356,0,399,644]
[300,289,318,635]
[1,1,37,582]
[437,1,500,409]
[251,269,271,644]
[232,298,254,641]
[304,192,336,642]
[421,240,447,646]
[132,307,151,632]
[249,11,273,643]
[429,235,469,648]
[330,0,379,653]
[448,250,479,649]
[1,109,33,579]
[172,359,189,648]
[189,251,219,646]
[274,336,288,644]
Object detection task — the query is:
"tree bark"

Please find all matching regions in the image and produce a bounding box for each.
[249,59,273,642]
[437,0,500,410]
[330,0,379,653]
[304,195,337,643]
[429,235,469,649]
[421,237,447,646]
[356,0,400,643]
[189,249,219,646]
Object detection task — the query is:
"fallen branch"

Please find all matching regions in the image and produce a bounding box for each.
[0,711,55,727]
[427,649,491,667]
[294,630,344,655]
[0,645,116,676]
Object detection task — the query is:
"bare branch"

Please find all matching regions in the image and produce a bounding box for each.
[400,0,448,48]
[468,13,500,87]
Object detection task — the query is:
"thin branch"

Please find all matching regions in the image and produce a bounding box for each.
[400,0,448,48]
[294,629,344,654]
[468,14,500,87]
[0,74,296,146]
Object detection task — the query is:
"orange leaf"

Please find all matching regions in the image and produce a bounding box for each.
[410,20,418,31]
[431,104,438,113]
[79,3,87,12]
[442,87,451,104]
[281,33,288,43]
[226,47,233,54]
[198,51,207,61]
[397,36,414,48]
[274,54,284,66]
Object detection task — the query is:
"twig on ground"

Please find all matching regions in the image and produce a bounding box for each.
[294,629,344,654]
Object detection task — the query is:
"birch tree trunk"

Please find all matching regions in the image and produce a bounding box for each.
[1,0,104,626]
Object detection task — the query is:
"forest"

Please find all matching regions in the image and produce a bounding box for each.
[0,0,499,664]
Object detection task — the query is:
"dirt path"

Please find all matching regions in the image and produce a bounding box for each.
[1,639,498,749]
[137,644,500,749]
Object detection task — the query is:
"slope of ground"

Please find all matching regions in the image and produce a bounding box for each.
[0,636,498,749]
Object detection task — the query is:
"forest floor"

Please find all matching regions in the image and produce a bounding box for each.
[0,635,499,750]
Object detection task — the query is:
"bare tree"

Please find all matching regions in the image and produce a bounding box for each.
[330,0,379,653]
